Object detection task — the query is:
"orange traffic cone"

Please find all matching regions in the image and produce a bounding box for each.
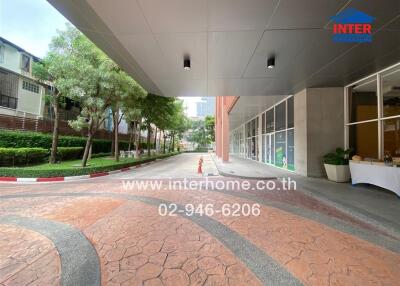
[198,157,203,174]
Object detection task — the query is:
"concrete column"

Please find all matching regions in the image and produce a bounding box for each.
[294,89,308,176]
[294,87,344,177]
[215,97,221,158]
[215,97,219,156]
[221,97,229,162]
[258,114,262,162]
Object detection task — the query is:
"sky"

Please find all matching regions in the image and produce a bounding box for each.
[0,0,71,58]
[0,0,200,117]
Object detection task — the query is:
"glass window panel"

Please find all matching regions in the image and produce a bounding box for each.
[275,131,286,167]
[262,113,265,134]
[382,67,400,118]
[348,76,377,122]
[264,134,272,164]
[262,135,265,163]
[255,136,259,161]
[383,118,400,158]
[271,134,275,165]
[349,121,378,159]
[275,102,286,131]
[256,117,259,135]
[265,109,274,133]
[287,129,295,171]
[21,54,30,72]
[287,97,294,128]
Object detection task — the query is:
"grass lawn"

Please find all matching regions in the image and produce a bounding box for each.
[0,152,179,178]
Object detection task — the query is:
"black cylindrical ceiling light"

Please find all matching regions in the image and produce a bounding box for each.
[267,57,275,69]
[183,55,191,71]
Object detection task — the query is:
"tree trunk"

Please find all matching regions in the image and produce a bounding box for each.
[111,110,116,156]
[172,132,175,152]
[163,131,166,154]
[147,122,151,157]
[82,120,94,167]
[49,99,60,164]
[128,122,134,152]
[114,110,119,162]
[158,129,162,151]
[154,127,158,153]
[136,121,141,157]
[168,134,173,153]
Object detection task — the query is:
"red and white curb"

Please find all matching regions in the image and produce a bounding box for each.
[0,161,156,183]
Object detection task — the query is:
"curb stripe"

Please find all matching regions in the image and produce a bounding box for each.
[64,175,90,181]
[0,177,17,182]
[89,172,109,178]
[17,178,37,182]
[37,177,65,182]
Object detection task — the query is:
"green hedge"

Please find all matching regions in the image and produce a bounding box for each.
[0,152,180,177]
[0,130,154,153]
[57,147,84,161]
[0,148,48,167]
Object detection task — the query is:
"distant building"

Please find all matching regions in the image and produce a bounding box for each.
[0,37,81,122]
[0,37,47,119]
[0,37,122,134]
[196,97,215,117]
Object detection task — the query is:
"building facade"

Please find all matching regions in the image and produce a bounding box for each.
[0,37,46,119]
[216,63,400,178]
[196,97,215,117]
[0,37,127,135]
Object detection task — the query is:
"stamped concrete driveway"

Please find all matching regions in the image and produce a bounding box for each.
[0,153,399,286]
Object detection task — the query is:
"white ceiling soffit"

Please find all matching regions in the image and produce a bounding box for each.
[48,0,400,97]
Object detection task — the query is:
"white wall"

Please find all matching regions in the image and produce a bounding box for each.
[0,44,21,74]
[0,107,16,116]
[16,78,45,117]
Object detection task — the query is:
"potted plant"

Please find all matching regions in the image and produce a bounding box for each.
[323,148,351,182]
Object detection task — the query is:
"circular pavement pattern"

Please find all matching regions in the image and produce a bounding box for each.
[0,154,399,286]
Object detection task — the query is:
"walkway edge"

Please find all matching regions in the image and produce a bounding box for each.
[211,154,277,180]
[0,156,170,184]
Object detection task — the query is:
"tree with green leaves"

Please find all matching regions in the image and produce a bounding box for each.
[167,100,190,152]
[32,24,83,164]
[140,94,175,156]
[188,116,214,148]
[205,115,215,142]
[121,84,147,155]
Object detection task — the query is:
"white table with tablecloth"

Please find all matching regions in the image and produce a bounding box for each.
[349,161,400,197]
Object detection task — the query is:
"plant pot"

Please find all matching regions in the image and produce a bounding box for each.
[324,164,350,182]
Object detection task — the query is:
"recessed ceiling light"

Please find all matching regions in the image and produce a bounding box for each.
[184,56,191,71]
[267,57,275,69]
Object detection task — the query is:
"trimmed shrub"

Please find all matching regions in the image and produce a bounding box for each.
[91,152,111,158]
[0,130,153,153]
[57,147,84,161]
[0,147,48,167]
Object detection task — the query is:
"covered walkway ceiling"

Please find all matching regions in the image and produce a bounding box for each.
[49,0,400,97]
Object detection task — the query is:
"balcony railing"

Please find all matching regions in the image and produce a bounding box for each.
[0,94,18,109]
